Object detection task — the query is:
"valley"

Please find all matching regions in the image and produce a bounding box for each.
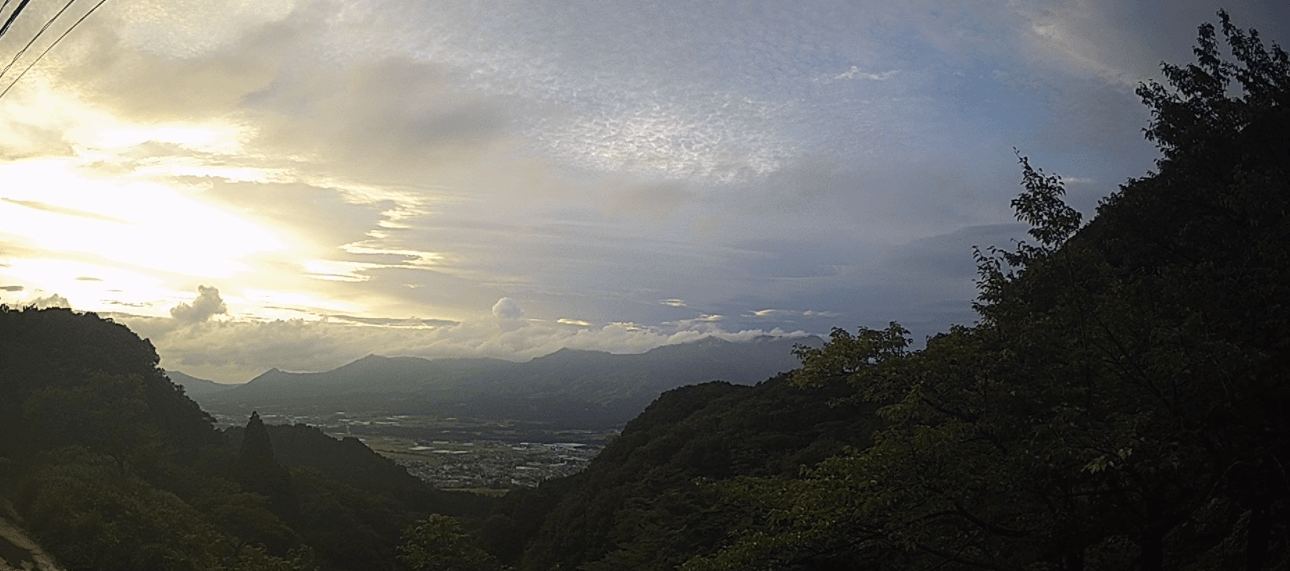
[181,335,817,491]
[204,407,615,490]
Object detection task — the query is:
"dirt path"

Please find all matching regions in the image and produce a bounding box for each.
[0,518,62,571]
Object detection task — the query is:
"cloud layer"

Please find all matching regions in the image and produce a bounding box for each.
[2,0,1285,381]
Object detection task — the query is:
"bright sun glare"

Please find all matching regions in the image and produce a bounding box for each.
[0,153,285,311]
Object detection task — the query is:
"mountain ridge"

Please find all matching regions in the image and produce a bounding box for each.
[188,335,822,428]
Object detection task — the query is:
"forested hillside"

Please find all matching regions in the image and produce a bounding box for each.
[0,306,493,571]
[466,376,881,570]
[464,13,1290,571]
[0,12,1285,571]
[677,14,1290,571]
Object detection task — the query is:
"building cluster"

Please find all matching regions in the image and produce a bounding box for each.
[398,441,601,489]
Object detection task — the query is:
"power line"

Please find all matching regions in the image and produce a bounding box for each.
[0,0,79,81]
[0,0,32,40]
[0,0,109,100]
[0,1,16,33]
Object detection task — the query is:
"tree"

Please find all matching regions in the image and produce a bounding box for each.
[688,11,1289,571]
[17,448,229,571]
[201,492,299,559]
[21,372,166,475]
[0,306,219,461]
[398,514,505,571]
[233,412,300,522]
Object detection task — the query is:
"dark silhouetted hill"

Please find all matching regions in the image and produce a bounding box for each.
[478,373,882,570]
[0,306,496,571]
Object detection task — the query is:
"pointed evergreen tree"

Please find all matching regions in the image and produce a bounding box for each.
[234,411,300,523]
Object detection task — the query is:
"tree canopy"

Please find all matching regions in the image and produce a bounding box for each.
[2,10,1287,571]
[683,11,1290,571]
[0,306,493,571]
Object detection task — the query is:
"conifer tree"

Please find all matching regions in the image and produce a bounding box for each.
[234,412,300,522]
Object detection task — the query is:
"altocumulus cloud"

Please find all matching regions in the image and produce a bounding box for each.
[11,0,1285,387]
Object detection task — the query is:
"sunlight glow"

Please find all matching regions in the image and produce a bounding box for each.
[92,123,248,154]
[239,288,365,317]
[0,258,174,314]
[134,160,281,183]
[0,158,284,279]
[301,259,377,282]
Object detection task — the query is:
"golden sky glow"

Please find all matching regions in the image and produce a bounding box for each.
[3,0,1286,382]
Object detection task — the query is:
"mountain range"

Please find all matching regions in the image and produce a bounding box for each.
[164,370,237,395]
[179,335,821,428]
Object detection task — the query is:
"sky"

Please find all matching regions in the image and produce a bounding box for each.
[1,0,1287,383]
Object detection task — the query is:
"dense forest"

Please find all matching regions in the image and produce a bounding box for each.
[0,304,493,570]
[1,12,1287,571]
[666,14,1290,570]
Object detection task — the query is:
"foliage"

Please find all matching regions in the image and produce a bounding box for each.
[0,306,218,460]
[686,11,1290,571]
[21,372,166,475]
[234,412,300,521]
[2,14,1286,570]
[398,514,505,571]
[239,422,491,518]
[200,491,299,558]
[0,306,491,571]
[16,448,227,571]
[476,376,880,571]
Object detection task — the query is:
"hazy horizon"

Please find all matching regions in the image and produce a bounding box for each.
[168,331,820,385]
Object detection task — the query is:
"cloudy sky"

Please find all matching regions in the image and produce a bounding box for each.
[2,0,1286,382]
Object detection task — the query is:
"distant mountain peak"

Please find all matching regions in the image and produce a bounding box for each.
[167,370,238,394]
[338,354,388,369]
[193,333,814,428]
[244,367,288,385]
[533,347,612,362]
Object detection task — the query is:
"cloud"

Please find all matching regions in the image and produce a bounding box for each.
[602,180,699,220]
[802,310,842,318]
[832,66,900,81]
[170,285,227,323]
[326,314,459,327]
[42,0,510,190]
[1056,174,1095,184]
[31,294,71,309]
[13,0,1284,383]
[491,297,524,320]
[244,56,509,182]
[1012,0,1164,88]
[1,198,128,224]
[750,308,841,320]
[115,310,813,383]
[1,285,22,292]
[107,301,151,308]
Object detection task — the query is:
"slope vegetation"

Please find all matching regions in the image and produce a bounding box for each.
[0,306,490,571]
